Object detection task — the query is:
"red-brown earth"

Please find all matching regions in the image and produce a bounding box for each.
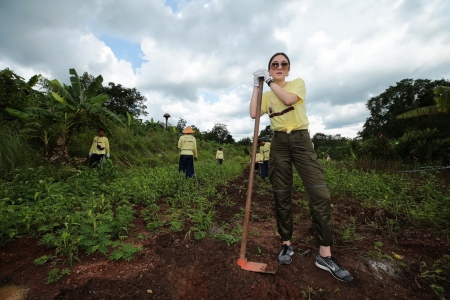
[1,167,449,299]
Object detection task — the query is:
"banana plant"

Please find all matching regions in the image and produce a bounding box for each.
[6,106,57,155]
[397,86,450,119]
[7,68,124,164]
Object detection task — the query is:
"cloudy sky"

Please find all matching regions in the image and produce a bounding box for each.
[1,0,449,140]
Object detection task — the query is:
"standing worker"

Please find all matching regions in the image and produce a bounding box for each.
[178,126,198,178]
[216,147,224,164]
[249,52,353,282]
[258,140,271,179]
[88,128,110,168]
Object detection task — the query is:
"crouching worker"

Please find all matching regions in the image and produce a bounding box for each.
[178,126,198,178]
[216,147,224,164]
[89,128,110,168]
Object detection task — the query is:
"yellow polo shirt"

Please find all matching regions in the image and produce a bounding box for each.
[261,78,308,133]
[216,150,224,160]
[260,142,271,161]
[178,134,197,157]
[90,136,110,155]
[256,153,263,163]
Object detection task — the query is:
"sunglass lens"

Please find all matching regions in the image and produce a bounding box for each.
[270,62,289,70]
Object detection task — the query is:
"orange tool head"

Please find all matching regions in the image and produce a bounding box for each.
[237,258,276,274]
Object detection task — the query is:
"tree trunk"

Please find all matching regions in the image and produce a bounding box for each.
[49,132,71,164]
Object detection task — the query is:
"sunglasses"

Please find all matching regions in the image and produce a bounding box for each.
[270,62,289,70]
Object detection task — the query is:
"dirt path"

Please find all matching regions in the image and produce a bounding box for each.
[1,167,449,299]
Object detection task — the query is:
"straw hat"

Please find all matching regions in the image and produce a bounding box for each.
[182,126,195,134]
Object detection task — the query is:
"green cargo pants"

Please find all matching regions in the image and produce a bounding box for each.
[269,130,333,246]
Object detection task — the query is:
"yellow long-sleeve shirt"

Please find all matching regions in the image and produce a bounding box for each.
[216,150,224,160]
[178,134,197,157]
[89,136,110,155]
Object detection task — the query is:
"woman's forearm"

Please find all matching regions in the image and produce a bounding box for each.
[249,86,261,119]
[270,83,299,106]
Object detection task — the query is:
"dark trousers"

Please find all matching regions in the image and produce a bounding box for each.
[260,161,269,178]
[217,159,223,164]
[89,154,105,168]
[179,155,195,178]
[269,130,333,246]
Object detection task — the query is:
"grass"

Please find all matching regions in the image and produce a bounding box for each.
[296,160,450,232]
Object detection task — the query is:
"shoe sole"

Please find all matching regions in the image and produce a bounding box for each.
[315,262,353,282]
[279,258,292,265]
[279,251,294,265]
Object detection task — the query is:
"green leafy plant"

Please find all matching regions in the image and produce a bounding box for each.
[46,268,70,284]
[33,255,54,266]
[368,241,393,260]
[109,243,143,261]
[340,217,358,242]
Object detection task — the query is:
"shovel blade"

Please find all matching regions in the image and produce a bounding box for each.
[237,258,276,274]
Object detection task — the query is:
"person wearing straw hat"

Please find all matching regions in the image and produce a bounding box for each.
[178,126,198,178]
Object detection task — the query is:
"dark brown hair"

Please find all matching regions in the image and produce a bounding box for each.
[267,52,290,70]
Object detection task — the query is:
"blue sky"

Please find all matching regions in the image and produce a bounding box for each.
[100,36,145,70]
[1,0,449,140]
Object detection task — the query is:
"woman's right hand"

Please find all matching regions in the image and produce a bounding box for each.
[253,68,269,86]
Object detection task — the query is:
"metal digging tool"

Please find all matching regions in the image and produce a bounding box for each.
[237,77,276,274]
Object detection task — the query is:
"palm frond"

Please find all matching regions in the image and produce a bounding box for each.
[396,106,439,119]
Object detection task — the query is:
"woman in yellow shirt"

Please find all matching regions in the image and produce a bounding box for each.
[249,52,352,282]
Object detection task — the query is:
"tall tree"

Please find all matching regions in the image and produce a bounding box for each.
[103,82,148,117]
[258,125,273,141]
[176,118,187,132]
[204,123,233,144]
[359,78,450,139]
[64,72,148,118]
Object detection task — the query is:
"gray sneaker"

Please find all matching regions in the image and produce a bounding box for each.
[315,254,353,282]
[278,245,294,265]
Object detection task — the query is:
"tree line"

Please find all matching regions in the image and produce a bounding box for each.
[2,67,450,167]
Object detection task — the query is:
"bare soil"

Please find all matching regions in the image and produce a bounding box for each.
[1,167,449,299]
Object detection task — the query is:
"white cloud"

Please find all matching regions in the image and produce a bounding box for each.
[1,0,449,141]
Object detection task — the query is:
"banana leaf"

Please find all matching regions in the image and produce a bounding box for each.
[51,92,67,104]
[99,107,125,126]
[69,68,81,100]
[24,107,57,119]
[45,79,75,105]
[85,75,104,100]
[5,108,31,120]
[27,74,41,88]
[88,94,109,106]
